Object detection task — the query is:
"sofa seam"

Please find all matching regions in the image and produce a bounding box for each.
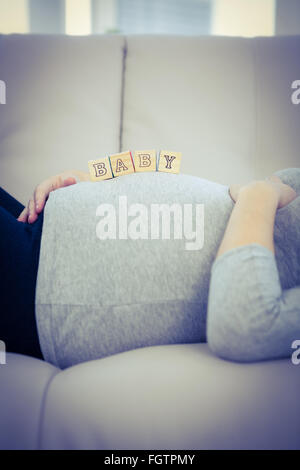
[119,36,128,152]
[36,368,61,450]
[251,37,259,177]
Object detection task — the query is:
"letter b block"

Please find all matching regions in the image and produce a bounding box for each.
[133,150,156,172]
[158,150,182,174]
[88,157,113,181]
[109,150,135,177]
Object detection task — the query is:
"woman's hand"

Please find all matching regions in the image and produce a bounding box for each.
[229,174,297,209]
[217,173,297,259]
[17,170,90,224]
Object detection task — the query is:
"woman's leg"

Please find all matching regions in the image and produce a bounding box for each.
[206,171,300,362]
[0,189,44,360]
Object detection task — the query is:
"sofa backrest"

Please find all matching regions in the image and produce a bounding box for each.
[0,34,299,203]
[0,34,124,203]
[122,35,300,184]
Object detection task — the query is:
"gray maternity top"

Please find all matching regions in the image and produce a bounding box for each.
[35,170,300,369]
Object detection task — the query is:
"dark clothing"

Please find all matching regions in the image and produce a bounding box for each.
[0,187,44,360]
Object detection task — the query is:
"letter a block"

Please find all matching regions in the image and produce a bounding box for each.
[133,150,156,172]
[109,150,135,177]
[88,157,113,181]
[158,150,182,174]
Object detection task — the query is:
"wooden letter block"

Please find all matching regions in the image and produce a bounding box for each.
[109,150,135,177]
[158,150,182,174]
[133,150,157,172]
[88,157,113,181]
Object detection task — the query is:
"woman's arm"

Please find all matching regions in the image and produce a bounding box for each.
[206,175,300,363]
[216,176,297,258]
[17,169,91,224]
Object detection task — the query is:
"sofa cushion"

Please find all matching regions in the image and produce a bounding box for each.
[0,353,59,450]
[40,343,300,449]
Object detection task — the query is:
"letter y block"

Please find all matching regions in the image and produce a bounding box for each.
[158,150,182,174]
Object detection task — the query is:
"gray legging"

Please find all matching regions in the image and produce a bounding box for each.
[35,167,300,369]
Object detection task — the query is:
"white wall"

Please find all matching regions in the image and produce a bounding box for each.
[65,0,92,35]
[212,0,275,37]
[92,0,117,34]
[0,0,29,33]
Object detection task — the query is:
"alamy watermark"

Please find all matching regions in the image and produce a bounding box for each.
[291,339,300,365]
[95,196,204,251]
[0,80,6,104]
[291,80,300,105]
[0,340,6,365]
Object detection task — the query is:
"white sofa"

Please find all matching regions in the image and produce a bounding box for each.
[0,34,299,450]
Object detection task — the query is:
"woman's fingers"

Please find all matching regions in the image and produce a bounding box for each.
[27,198,38,223]
[33,177,58,213]
[33,184,48,213]
[62,176,77,186]
[17,206,29,223]
[18,198,38,223]
[18,174,77,224]
[17,199,37,223]
[265,174,297,208]
[33,176,76,213]
[278,184,297,209]
[229,174,297,210]
[265,174,282,184]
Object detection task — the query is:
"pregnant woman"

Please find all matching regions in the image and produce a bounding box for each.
[0,167,299,369]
